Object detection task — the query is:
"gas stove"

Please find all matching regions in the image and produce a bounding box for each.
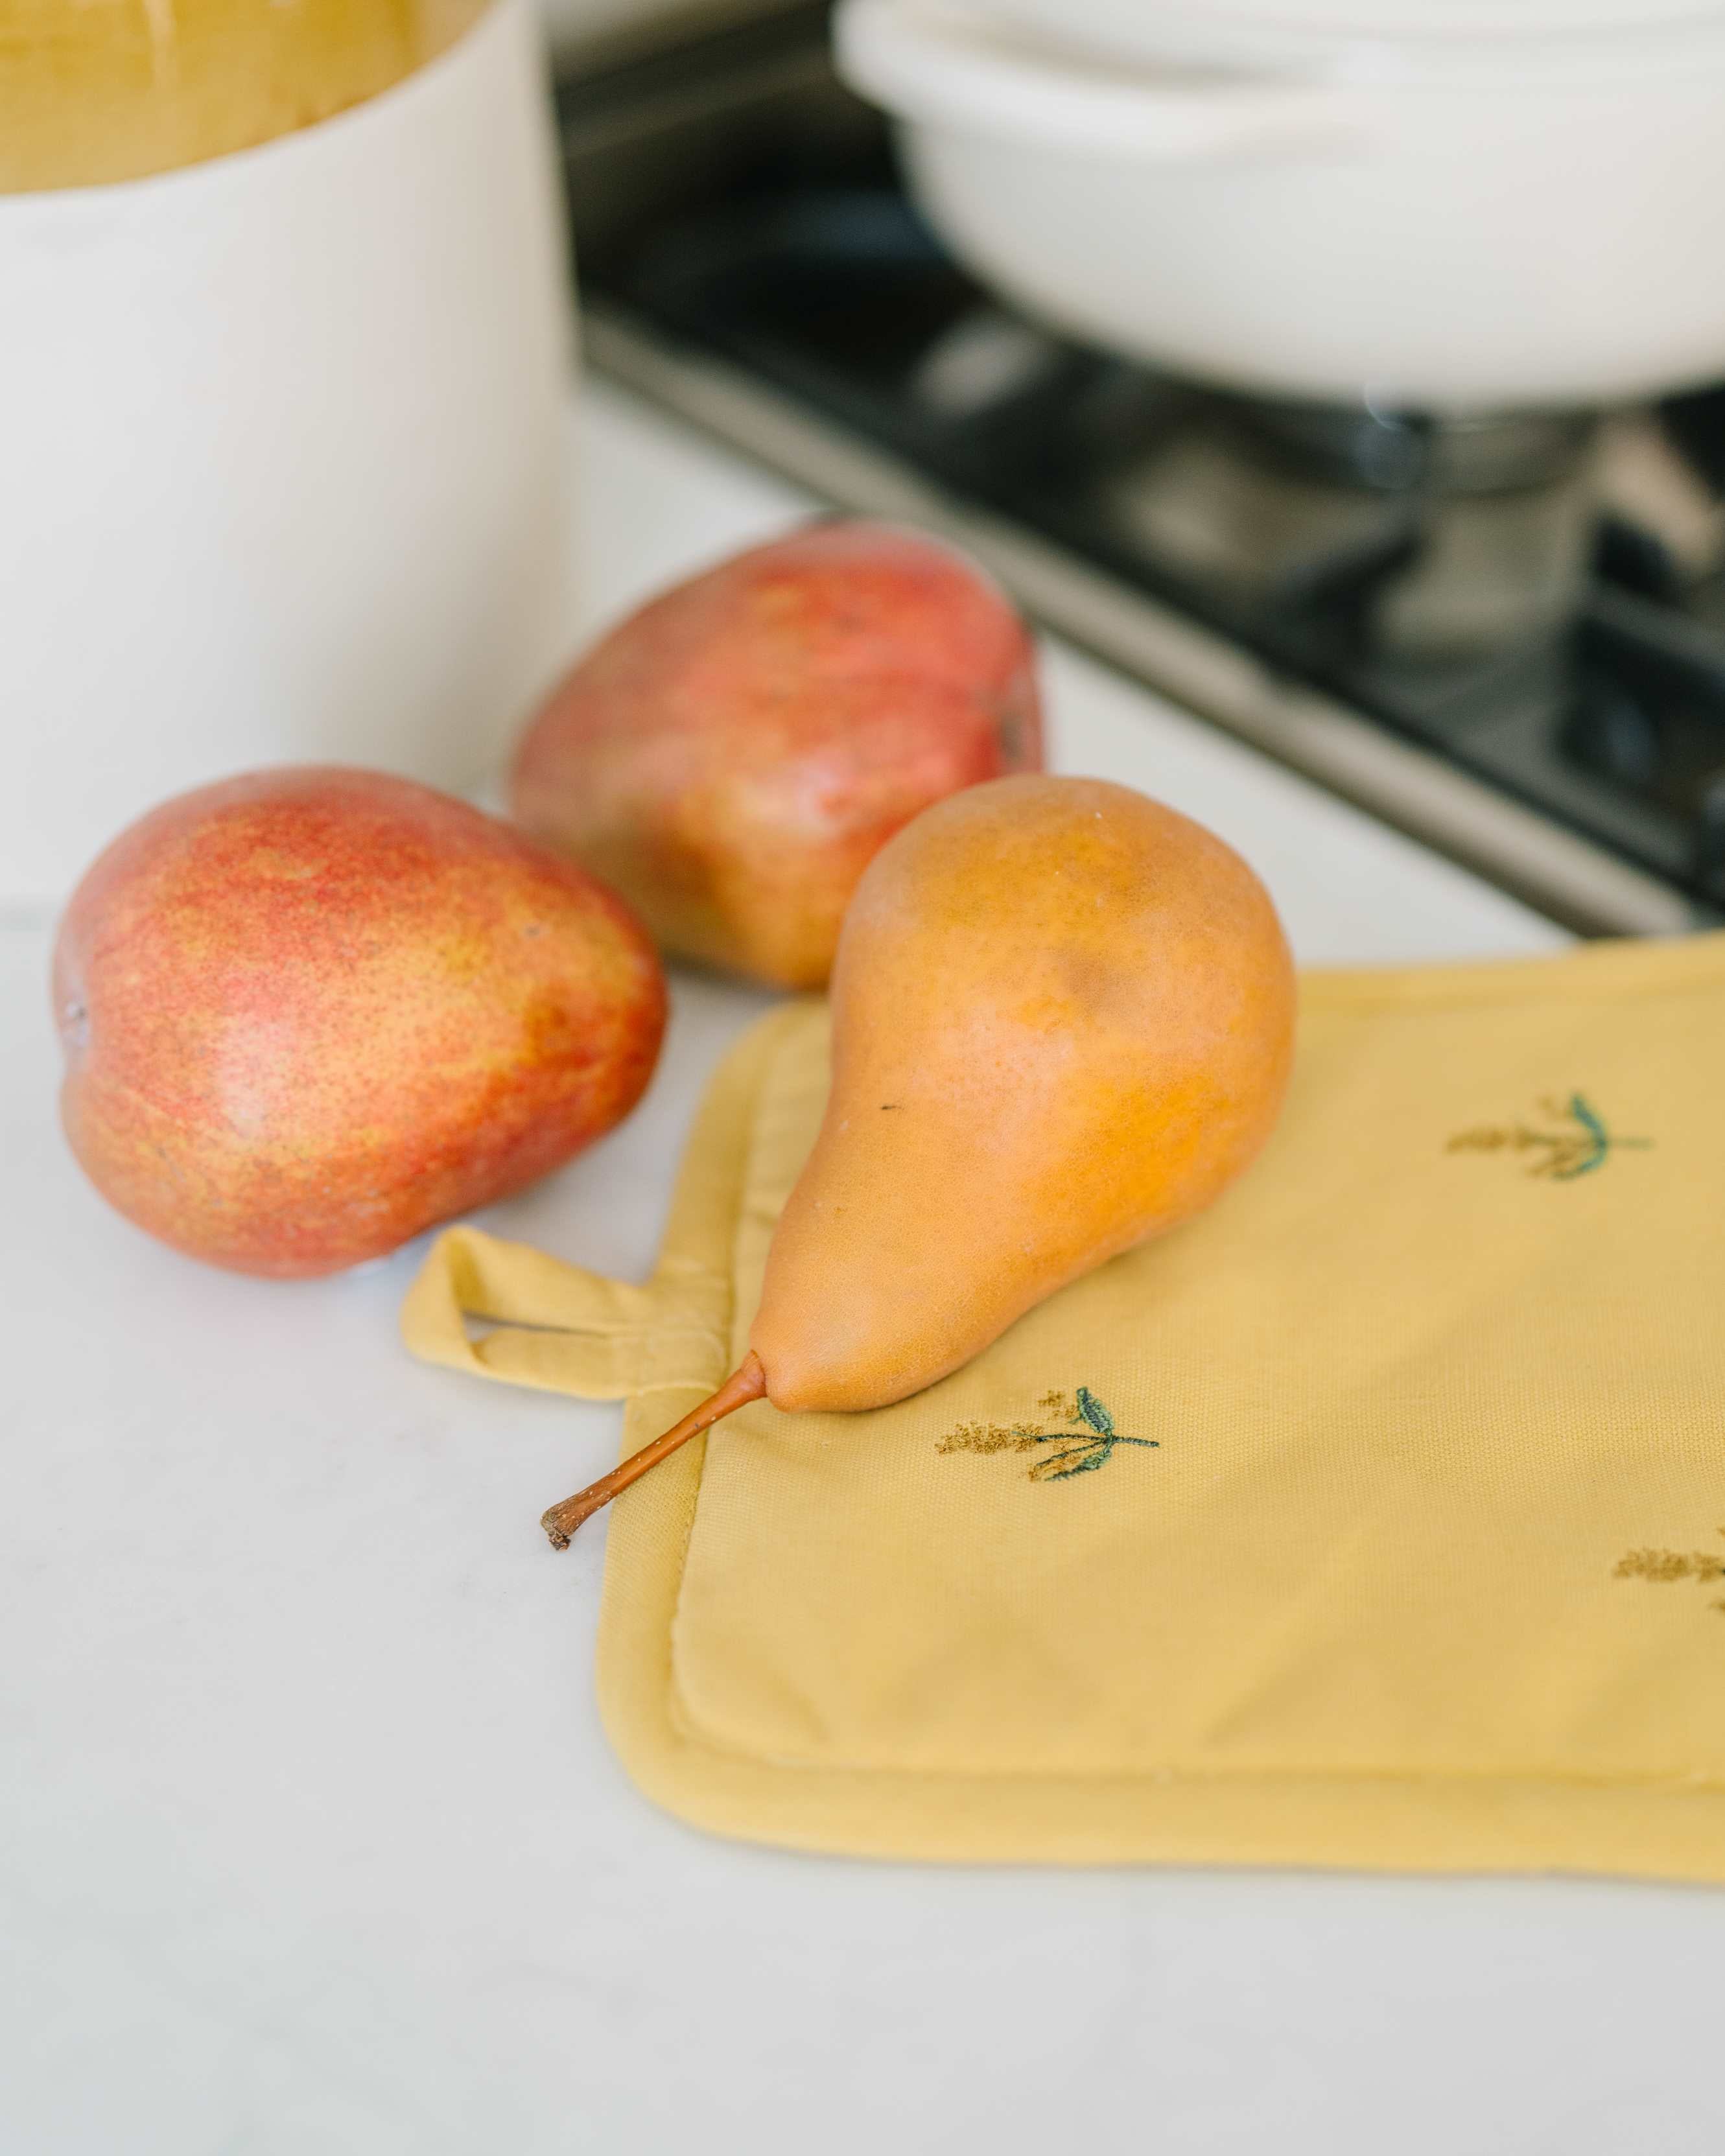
[557,3,1725,934]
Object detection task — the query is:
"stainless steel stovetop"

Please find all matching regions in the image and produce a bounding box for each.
[556,3,1725,935]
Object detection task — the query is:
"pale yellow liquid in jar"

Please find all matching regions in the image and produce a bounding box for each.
[0,0,496,193]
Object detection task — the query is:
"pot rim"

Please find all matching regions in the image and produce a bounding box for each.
[958,0,1725,73]
[837,0,1725,169]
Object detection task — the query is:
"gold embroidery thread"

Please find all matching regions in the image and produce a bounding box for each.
[1446,1092,1651,1180]
[1614,1529,1725,1615]
[937,1387,1158,1482]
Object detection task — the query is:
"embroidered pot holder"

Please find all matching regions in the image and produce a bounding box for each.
[403,933,1725,1879]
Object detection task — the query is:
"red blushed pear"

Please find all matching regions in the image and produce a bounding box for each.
[54,767,667,1278]
[509,517,1044,990]
[541,775,1295,1546]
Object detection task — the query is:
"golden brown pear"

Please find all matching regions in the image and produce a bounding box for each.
[751,773,1295,1409]
[543,775,1294,1543]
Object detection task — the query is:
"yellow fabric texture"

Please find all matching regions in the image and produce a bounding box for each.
[403,933,1725,1879]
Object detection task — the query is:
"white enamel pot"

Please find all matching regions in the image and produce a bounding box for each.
[954,0,1725,71]
[835,0,1725,414]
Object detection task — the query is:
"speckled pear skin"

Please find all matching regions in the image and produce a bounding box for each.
[508,519,1043,990]
[53,767,667,1278]
[750,775,1296,1412]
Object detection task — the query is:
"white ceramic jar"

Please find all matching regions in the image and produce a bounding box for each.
[0,0,573,906]
[836,0,1725,414]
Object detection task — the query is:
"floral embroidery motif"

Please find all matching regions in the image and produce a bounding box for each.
[937,1387,1158,1482]
[1445,1092,1650,1180]
[1614,1530,1725,1616]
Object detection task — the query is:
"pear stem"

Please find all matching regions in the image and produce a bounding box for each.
[540,1352,767,1549]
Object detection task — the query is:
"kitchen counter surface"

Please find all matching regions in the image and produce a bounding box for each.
[4,378,1715,2156]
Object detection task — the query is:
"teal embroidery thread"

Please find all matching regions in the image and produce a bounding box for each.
[937,1387,1159,1483]
[1446,1092,1652,1180]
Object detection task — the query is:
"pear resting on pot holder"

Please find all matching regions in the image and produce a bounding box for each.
[406,926,1725,1882]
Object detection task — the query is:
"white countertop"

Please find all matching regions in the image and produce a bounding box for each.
[5,378,1715,2156]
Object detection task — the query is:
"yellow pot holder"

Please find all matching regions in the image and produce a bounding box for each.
[403,932,1725,1881]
